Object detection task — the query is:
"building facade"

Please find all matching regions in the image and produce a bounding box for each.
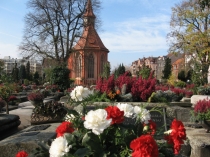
[1,56,42,75]
[68,0,109,86]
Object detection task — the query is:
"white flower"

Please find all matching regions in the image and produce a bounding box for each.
[84,109,112,135]
[70,86,91,101]
[49,133,72,157]
[134,106,151,124]
[116,103,134,118]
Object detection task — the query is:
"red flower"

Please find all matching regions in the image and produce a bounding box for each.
[105,106,124,124]
[144,120,157,136]
[56,121,74,137]
[164,119,186,155]
[16,151,28,157]
[130,135,159,157]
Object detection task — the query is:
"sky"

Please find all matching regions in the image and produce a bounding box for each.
[0,0,181,69]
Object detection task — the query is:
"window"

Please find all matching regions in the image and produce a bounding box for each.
[76,54,82,77]
[88,54,94,78]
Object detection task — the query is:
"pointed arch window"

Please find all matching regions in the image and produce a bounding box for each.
[76,54,82,77]
[100,54,105,74]
[88,54,94,78]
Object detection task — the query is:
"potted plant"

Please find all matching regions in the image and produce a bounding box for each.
[192,98,210,132]
[27,92,44,106]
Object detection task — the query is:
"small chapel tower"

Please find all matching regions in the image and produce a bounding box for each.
[68,0,109,86]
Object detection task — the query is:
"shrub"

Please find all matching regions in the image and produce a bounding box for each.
[197,85,210,95]
[174,80,186,88]
[115,72,134,94]
[27,92,44,101]
[131,74,156,101]
[51,66,70,92]
[148,90,175,103]
[193,98,210,120]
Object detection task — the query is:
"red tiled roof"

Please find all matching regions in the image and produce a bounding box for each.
[73,25,109,52]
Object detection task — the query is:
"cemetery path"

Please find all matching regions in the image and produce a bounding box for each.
[6,101,34,130]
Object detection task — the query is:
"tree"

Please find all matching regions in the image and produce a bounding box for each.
[26,61,30,80]
[33,71,40,85]
[0,59,4,75]
[100,62,110,79]
[139,63,152,79]
[115,64,125,78]
[178,70,186,82]
[12,62,19,83]
[19,0,101,63]
[19,65,26,82]
[51,66,70,91]
[167,0,210,85]
[162,57,172,80]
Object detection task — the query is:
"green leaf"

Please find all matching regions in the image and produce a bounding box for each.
[82,132,105,156]
[74,148,91,157]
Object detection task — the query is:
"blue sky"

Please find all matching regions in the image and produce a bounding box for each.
[0,0,181,69]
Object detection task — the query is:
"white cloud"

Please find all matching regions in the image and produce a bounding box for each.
[100,14,170,54]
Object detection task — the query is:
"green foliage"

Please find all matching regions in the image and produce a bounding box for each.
[174,80,186,88]
[43,67,54,83]
[191,61,208,86]
[100,62,110,79]
[162,58,171,80]
[148,91,174,103]
[19,64,26,80]
[86,91,111,102]
[24,79,30,86]
[51,66,70,91]
[139,63,152,79]
[168,0,210,86]
[115,64,125,78]
[26,61,30,80]
[178,70,186,82]
[33,101,67,118]
[197,85,210,95]
[12,62,19,83]
[167,74,176,86]
[0,73,13,83]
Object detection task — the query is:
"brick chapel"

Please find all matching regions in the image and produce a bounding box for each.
[68,0,109,86]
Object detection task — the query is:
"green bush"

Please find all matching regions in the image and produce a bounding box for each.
[51,66,70,92]
[148,90,175,103]
[174,80,186,88]
[24,79,29,86]
[197,85,210,95]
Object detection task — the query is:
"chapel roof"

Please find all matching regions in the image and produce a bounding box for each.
[73,0,108,52]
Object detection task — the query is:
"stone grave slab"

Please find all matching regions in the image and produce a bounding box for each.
[0,123,60,157]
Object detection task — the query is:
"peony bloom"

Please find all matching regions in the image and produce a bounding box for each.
[16,151,28,157]
[49,133,72,157]
[164,119,186,155]
[84,109,112,135]
[70,86,91,101]
[117,103,134,118]
[134,106,151,124]
[56,121,74,137]
[105,106,124,124]
[130,135,159,157]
